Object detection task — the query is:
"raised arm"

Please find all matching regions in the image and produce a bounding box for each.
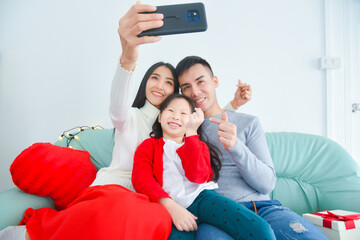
[177,108,213,183]
[223,79,252,111]
[109,64,135,132]
[110,2,164,132]
[118,2,163,71]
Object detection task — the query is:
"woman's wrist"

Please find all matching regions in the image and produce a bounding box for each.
[119,55,137,71]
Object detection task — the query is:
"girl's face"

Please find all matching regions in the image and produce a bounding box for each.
[158,98,192,143]
[145,66,175,109]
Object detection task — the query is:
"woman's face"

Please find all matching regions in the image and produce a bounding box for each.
[145,66,175,109]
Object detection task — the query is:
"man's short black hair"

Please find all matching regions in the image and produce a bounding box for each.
[175,56,214,78]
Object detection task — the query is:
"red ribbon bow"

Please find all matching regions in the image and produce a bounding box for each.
[311,211,360,230]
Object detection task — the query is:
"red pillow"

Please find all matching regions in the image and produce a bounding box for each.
[10,143,97,210]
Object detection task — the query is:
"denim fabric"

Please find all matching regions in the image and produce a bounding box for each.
[196,200,329,240]
[196,223,233,240]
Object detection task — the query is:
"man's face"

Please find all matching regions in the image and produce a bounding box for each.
[178,64,221,117]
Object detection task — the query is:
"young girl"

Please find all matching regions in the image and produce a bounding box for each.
[132,93,275,240]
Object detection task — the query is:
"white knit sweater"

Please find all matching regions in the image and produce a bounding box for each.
[91,64,159,190]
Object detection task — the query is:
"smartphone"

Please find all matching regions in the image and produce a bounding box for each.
[138,2,207,37]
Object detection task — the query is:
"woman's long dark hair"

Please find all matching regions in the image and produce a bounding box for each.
[150,93,222,181]
[132,62,179,108]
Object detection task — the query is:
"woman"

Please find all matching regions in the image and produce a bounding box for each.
[0,2,251,240]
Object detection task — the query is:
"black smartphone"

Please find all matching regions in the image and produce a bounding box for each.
[138,2,207,37]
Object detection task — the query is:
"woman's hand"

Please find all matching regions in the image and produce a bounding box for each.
[186,108,204,137]
[159,198,198,232]
[231,79,252,110]
[118,1,164,70]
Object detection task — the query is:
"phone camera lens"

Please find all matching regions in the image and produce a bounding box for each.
[186,10,199,22]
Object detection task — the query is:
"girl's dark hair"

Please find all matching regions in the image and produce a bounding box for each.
[132,62,179,108]
[175,56,214,78]
[150,93,222,181]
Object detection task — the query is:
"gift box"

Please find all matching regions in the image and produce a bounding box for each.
[303,210,360,240]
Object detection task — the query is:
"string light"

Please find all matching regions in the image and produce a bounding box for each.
[58,125,104,147]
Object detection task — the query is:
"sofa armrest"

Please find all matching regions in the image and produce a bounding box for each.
[0,187,55,230]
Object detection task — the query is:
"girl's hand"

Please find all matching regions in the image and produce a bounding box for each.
[186,108,204,137]
[159,198,198,232]
[231,79,252,110]
[118,1,164,70]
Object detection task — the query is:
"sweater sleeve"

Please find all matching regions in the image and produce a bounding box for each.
[132,139,170,203]
[223,101,236,111]
[177,135,213,184]
[228,117,276,195]
[109,64,135,133]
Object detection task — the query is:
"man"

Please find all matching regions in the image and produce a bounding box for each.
[176,56,329,240]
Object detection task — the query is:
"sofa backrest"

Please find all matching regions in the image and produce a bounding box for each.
[55,129,360,215]
[55,129,114,170]
[266,132,360,215]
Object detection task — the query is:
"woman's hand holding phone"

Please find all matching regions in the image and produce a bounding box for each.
[118,1,164,71]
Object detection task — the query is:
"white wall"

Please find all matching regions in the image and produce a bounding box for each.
[0,0,326,191]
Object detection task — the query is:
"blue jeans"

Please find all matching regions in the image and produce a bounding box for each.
[196,200,329,240]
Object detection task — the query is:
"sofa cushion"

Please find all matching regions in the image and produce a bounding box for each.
[10,143,97,210]
[0,188,54,230]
